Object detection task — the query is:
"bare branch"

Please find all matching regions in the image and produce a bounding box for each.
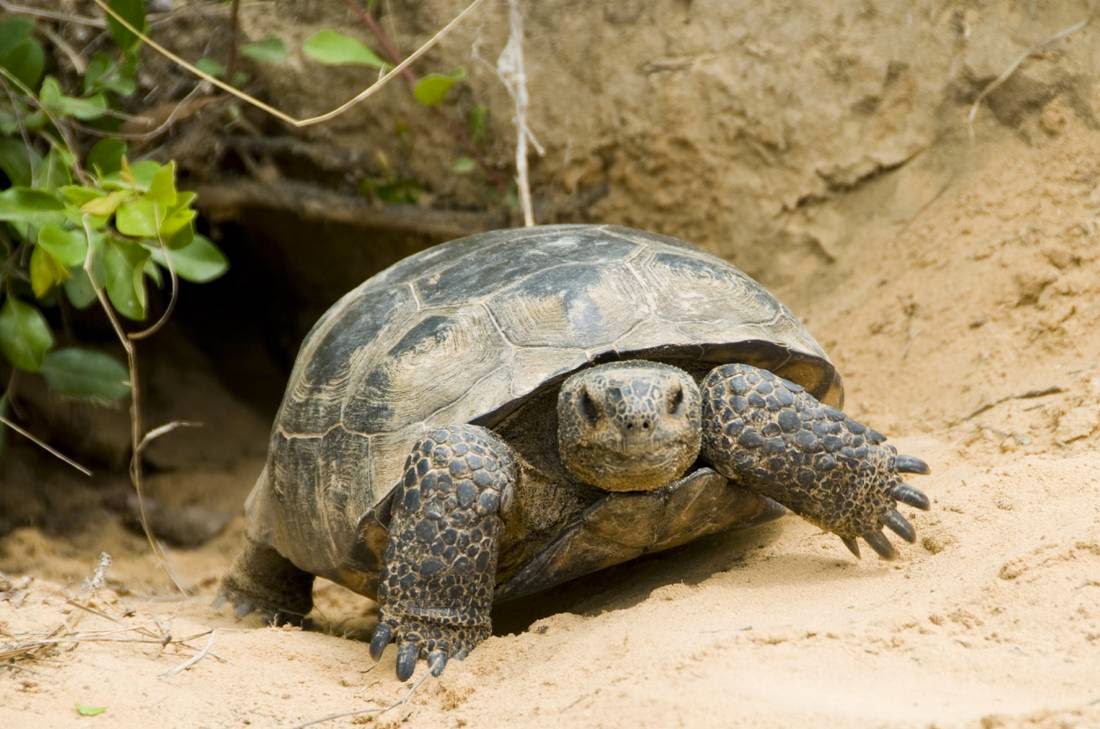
[496,0,541,226]
[0,415,93,477]
[128,225,180,341]
[135,420,201,456]
[158,631,216,678]
[80,215,188,597]
[89,0,489,129]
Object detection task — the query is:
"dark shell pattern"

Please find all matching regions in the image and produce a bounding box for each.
[244,225,841,581]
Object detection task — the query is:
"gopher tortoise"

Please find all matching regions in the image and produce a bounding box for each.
[219,224,930,680]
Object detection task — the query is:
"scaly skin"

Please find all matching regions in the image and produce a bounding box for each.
[700,363,930,558]
[369,425,517,681]
[216,537,315,626]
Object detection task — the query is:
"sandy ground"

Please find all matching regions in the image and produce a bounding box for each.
[3,117,1100,727]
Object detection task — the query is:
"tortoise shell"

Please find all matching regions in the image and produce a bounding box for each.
[243,224,842,585]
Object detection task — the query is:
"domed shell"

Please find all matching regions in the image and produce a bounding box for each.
[244,225,841,581]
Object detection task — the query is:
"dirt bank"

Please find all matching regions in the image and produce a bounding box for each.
[3,112,1100,727]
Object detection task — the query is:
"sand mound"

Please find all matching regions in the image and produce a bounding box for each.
[3,119,1100,728]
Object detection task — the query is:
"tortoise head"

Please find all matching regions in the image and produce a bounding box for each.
[557,360,702,491]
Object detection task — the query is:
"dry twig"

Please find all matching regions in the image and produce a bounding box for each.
[288,662,435,729]
[0,415,93,476]
[80,215,188,596]
[955,385,1065,424]
[967,17,1090,143]
[159,631,216,678]
[90,0,489,128]
[496,0,542,226]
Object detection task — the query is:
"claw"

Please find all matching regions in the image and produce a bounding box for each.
[841,536,861,559]
[883,509,916,543]
[396,641,419,682]
[211,593,227,610]
[892,483,931,510]
[428,650,447,677]
[895,455,930,475]
[863,531,897,559]
[369,623,393,661]
[454,648,469,660]
[233,601,253,619]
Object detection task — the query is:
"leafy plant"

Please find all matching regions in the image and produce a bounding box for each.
[0,8,227,407]
[412,68,466,107]
[302,30,386,68]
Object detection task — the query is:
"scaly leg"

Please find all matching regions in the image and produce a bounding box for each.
[700,363,931,558]
[369,425,516,681]
[216,537,314,625]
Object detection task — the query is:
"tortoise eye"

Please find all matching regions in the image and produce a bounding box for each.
[667,384,685,415]
[578,387,602,426]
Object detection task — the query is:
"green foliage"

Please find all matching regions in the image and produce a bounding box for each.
[303,30,386,68]
[0,17,44,90]
[358,176,423,204]
[451,156,475,174]
[75,705,107,717]
[468,103,489,141]
[0,297,53,371]
[105,0,146,53]
[413,68,466,107]
[41,348,129,402]
[0,13,228,408]
[241,36,289,65]
[194,57,226,79]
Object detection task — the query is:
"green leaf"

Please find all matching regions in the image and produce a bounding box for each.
[146,161,177,209]
[81,189,131,217]
[159,206,196,249]
[0,187,64,224]
[84,52,138,96]
[38,146,74,191]
[412,68,466,107]
[41,348,129,402]
[37,225,88,267]
[469,103,489,142]
[115,198,160,238]
[451,156,476,174]
[87,139,127,176]
[101,237,148,320]
[0,37,45,90]
[40,78,108,121]
[358,177,422,205]
[0,137,37,187]
[302,30,385,68]
[64,268,98,309]
[148,234,228,283]
[194,57,225,79]
[76,705,107,717]
[0,18,33,58]
[60,185,103,207]
[0,297,54,372]
[143,258,162,287]
[129,160,161,191]
[29,245,69,298]
[242,36,288,65]
[106,0,146,53]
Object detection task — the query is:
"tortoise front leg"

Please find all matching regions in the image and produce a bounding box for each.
[700,363,931,558]
[370,425,516,681]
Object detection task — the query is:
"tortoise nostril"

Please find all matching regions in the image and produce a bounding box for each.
[668,384,685,415]
[641,420,651,430]
[578,387,601,426]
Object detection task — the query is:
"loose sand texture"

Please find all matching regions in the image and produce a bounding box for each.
[2,118,1100,728]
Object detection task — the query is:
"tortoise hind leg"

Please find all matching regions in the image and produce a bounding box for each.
[216,537,314,626]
